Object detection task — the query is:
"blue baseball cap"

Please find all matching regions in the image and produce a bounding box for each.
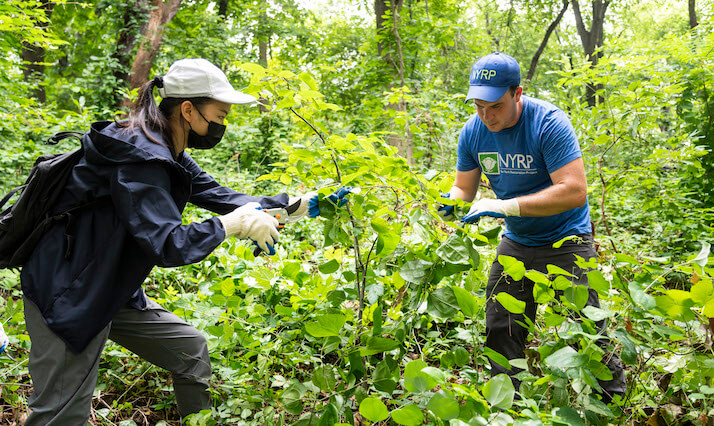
[465,52,521,103]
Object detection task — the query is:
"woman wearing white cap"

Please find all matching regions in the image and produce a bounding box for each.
[20,58,346,424]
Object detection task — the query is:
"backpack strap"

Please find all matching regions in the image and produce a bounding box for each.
[46,131,84,145]
[0,185,25,211]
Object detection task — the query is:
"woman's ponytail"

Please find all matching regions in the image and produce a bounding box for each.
[118,75,174,155]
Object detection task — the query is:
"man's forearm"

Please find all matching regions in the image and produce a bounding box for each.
[449,186,477,203]
[516,182,587,217]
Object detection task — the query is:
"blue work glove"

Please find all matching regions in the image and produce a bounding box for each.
[461,198,520,224]
[0,323,8,354]
[308,186,353,218]
[436,193,455,221]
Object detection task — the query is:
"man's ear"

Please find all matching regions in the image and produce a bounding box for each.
[514,86,523,101]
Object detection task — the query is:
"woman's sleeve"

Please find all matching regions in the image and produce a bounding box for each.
[110,162,226,267]
[182,154,289,214]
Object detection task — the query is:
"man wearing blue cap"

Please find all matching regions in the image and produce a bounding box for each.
[439,52,626,403]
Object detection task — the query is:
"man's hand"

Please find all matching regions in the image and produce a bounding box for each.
[436,193,456,221]
[0,323,8,354]
[462,198,520,224]
[219,202,280,253]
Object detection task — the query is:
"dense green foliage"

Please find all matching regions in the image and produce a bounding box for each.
[1,1,713,425]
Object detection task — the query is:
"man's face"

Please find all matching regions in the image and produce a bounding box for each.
[473,86,522,132]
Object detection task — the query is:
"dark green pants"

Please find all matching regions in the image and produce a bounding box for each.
[485,235,626,399]
[24,297,211,425]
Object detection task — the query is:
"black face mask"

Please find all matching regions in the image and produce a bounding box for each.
[187,107,226,149]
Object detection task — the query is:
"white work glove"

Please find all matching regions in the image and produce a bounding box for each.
[462,198,520,224]
[219,202,280,253]
[0,323,8,354]
[287,191,318,221]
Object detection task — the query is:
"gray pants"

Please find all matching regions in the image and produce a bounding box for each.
[23,297,211,425]
[485,235,626,399]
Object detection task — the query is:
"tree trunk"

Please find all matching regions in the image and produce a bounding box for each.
[572,0,610,106]
[375,0,413,164]
[20,0,54,102]
[124,0,182,105]
[218,0,229,17]
[689,0,698,29]
[257,0,270,113]
[526,0,569,82]
[113,0,148,107]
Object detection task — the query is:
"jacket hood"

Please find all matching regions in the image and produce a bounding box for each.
[84,121,176,166]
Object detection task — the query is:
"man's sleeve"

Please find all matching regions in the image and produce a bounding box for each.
[182,154,289,215]
[540,109,582,173]
[456,120,480,172]
[110,162,226,267]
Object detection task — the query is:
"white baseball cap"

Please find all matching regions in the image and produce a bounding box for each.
[157,58,257,105]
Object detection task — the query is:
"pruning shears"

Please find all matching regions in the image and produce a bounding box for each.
[252,208,289,256]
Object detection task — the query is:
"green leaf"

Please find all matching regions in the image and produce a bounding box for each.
[452,286,479,317]
[614,253,639,264]
[498,255,526,280]
[563,285,589,311]
[436,235,471,265]
[628,282,656,310]
[552,235,578,248]
[312,365,337,392]
[582,306,614,322]
[219,278,235,297]
[239,62,266,75]
[391,405,424,426]
[318,259,340,274]
[533,281,555,303]
[495,292,526,314]
[426,391,460,420]
[377,231,400,256]
[361,336,400,356]
[359,397,389,422]
[555,407,585,425]
[453,346,470,367]
[692,241,711,268]
[546,264,576,277]
[404,360,437,393]
[373,361,397,394]
[587,270,610,295]
[483,347,511,369]
[482,374,515,410]
[298,71,319,90]
[545,346,585,369]
[691,280,714,304]
[420,367,447,384]
[305,314,346,337]
[427,287,460,318]
[400,259,433,283]
[655,294,695,321]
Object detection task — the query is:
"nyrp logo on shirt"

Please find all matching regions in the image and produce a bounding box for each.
[479,152,536,175]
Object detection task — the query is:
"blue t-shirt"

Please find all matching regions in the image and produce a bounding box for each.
[457,96,591,246]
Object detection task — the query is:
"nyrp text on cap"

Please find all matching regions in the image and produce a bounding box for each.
[465,52,521,103]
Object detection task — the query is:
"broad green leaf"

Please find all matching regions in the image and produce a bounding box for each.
[552,235,578,248]
[305,314,346,337]
[628,282,656,310]
[453,346,470,367]
[563,285,589,311]
[219,278,235,297]
[582,306,614,322]
[691,279,714,304]
[359,397,389,422]
[495,292,526,314]
[400,259,433,284]
[373,361,396,394]
[377,231,400,256]
[533,281,555,303]
[482,374,515,410]
[704,298,714,318]
[656,294,695,322]
[498,255,525,280]
[587,270,610,295]
[525,270,550,285]
[555,407,585,425]
[420,367,447,384]
[312,365,337,392]
[299,71,318,90]
[452,286,479,317]
[427,287,460,318]
[544,346,585,369]
[404,360,437,393]
[391,405,423,426]
[692,241,711,268]
[546,264,576,277]
[614,253,638,264]
[318,259,340,274]
[426,391,460,420]
[239,62,266,75]
[436,235,471,265]
[483,347,511,369]
[361,336,400,356]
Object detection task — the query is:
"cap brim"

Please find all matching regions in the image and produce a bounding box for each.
[465,85,509,103]
[213,89,258,105]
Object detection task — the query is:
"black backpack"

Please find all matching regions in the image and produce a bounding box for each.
[0,132,99,269]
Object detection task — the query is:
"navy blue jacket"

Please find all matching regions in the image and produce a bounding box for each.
[21,121,288,353]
